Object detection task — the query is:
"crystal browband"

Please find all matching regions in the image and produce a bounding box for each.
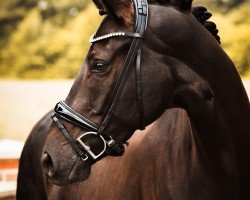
[89,32,143,43]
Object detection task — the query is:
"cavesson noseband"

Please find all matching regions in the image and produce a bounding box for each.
[52,0,148,163]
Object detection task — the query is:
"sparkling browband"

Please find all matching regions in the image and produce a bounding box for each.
[89,32,142,43]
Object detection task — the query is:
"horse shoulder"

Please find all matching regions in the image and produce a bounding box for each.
[138,108,237,199]
[17,111,53,200]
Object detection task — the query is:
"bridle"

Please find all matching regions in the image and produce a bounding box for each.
[51,0,148,163]
[52,0,148,163]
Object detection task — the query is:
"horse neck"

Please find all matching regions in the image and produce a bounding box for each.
[146,4,250,179]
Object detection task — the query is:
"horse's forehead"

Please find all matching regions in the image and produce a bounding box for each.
[88,17,134,57]
[95,17,119,36]
[96,15,134,37]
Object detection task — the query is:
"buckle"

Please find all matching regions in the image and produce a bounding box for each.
[77,132,107,160]
[137,0,147,15]
[80,153,89,161]
[107,136,116,148]
[107,136,124,155]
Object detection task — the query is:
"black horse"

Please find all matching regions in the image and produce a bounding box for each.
[17,0,250,199]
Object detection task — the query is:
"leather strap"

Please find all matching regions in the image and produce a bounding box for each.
[52,115,89,161]
[136,48,145,129]
[55,101,99,131]
[97,0,148,135]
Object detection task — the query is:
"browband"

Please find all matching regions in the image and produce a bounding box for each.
[89,32,143,43]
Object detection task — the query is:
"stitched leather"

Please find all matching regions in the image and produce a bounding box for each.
[55,101,99,131]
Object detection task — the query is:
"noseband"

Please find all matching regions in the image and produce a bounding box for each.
[52,0,148,163]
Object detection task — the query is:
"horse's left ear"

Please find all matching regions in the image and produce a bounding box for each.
[99,0,134,27]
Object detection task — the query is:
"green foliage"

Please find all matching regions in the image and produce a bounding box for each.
[0,0,249,79]
[213,2,250,75]
[0,9,44,78]
[0,2,101,79]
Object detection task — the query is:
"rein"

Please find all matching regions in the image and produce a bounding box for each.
[52,0,148,163]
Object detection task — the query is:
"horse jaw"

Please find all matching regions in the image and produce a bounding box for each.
[48,157,91,186]
[68,157,91,184]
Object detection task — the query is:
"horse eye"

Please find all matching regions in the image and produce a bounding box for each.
[90,62,107,74]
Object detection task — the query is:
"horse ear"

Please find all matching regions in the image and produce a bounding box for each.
[92,0,134,26]
[92,0,108,15]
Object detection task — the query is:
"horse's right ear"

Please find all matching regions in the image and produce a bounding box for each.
[92,0,108,15]
[92,0,134,27]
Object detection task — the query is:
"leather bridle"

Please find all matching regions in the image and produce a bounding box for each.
[52,0,148,163]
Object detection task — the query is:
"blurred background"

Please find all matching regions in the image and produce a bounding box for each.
[0,0,249,141]
[0,0,250,80]
[0,0,249,198]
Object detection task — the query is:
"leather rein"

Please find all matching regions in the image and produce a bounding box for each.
[52,0,148,163]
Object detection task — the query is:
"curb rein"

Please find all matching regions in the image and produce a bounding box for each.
[52,0,149,163]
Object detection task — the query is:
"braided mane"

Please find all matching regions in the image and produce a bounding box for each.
[149,0,221,43]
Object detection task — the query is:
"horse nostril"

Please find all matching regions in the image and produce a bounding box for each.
[42,152,54,177]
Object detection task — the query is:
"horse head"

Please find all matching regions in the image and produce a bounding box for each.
[42,0,250,189]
